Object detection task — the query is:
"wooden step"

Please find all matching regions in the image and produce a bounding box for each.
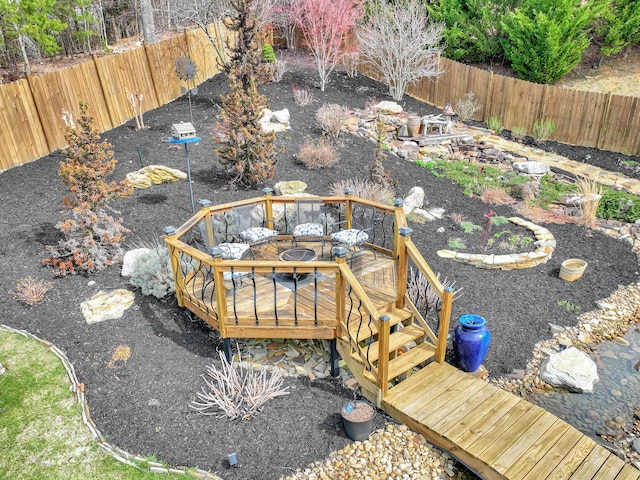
[364,324,427,363]
[346,308,413,343]
[364,342,436,384]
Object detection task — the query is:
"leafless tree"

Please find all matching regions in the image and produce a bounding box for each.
[174,0,233,68]
[355,0,445,101]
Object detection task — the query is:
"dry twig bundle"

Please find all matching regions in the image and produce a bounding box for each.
[191,347,289,420]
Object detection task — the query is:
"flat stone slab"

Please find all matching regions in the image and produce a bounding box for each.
[81,289,135,324]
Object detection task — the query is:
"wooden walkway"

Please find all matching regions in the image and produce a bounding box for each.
[381,362,640,480]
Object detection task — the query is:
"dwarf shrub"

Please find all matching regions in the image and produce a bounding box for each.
[261,44,276,63]
[129,247,175,299]
[296,137,339,169]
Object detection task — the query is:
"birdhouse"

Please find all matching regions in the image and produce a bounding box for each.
[171,122,197,139]
[443,103,455,116]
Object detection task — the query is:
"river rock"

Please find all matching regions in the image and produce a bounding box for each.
[540,347,599,393]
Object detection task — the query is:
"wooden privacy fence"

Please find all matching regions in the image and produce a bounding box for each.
[2,28,638,173]
[363,57,640,156]
[0,25,232,172]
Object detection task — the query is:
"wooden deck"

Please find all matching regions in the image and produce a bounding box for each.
[382,362,640,480]
[165,195,639,480]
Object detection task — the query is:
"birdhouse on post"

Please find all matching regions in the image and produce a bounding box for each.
[171,122,197,139]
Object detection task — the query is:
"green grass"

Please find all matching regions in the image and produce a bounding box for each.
[0,330,185,480]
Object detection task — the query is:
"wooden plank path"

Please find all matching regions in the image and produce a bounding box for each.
[381,362,640,480]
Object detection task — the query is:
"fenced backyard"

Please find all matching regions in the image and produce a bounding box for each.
[1,25,639,173]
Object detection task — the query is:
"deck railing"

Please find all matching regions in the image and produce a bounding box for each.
[164,191,454,394]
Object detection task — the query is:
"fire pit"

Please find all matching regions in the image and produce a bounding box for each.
[278,247,318,280]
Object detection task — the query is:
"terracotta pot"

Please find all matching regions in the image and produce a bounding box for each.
[559,259,588,281]
[406,115,421,137]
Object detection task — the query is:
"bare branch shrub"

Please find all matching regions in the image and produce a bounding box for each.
[340,51,360,77]
[127,91,146,130]
[191,348,289,420]
[576,176,603,228]
[315,103,351,137]
[268,59,287,82]
[406,268,463,317]
[296,137,339,169]
[454,92,481,122]
[329,178,395,204]
[292,84,314,106]
[10,276,53,306]
[355,0,444,101]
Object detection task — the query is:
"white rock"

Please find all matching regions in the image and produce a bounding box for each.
[411,208,435,222]
[403,186,425,214]
[428,207,446,219]
[373,101,403,114]
[540,347,599,393]
[122,248,151,277]
[274,180,307,195]
[512,161,550,176]
[271,108,290,124]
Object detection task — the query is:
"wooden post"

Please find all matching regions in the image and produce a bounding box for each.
[344,187,354,229]
[377,315,390,399]
[162,226,184,306]
[334,247,348,336]
[436,287,454,363]
[396,227,411,309]
[210,248,229,338]
[392,199,405,260]
[262,187,275,230]
[198,199,214,246]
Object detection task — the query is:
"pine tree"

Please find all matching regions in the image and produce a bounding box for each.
[43,103,133,276]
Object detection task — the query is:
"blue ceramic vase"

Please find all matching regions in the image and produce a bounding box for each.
[453,314,490,372]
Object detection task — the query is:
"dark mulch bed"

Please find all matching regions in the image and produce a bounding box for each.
[1,49,639,479]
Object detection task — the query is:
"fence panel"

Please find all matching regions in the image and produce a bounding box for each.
[144,34,189,106]
[545,88,608,147]
[26,61,113,153]
[486,75,547,133]
[598,95,640,155]
[0,79,50,170]
[93,48,161,127]
[185,25,226,84]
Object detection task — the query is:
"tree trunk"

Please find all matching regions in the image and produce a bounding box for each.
[140,0,157,44]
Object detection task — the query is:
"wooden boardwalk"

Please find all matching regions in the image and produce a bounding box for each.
[382,362,640,480]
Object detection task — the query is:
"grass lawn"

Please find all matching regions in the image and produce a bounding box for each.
[0,330,186,480]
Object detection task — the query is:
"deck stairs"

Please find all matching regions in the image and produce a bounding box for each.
[336,285,437,403]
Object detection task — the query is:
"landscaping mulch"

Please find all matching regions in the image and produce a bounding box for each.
[1,49,639,479]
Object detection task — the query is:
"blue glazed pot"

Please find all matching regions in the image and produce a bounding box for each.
[453,314,490,372]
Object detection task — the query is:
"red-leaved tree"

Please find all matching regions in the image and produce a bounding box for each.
[292,0,364,91]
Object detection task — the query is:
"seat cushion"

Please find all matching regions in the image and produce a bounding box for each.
[330,229,368,246]
[240,227,277,243]
[293,222,324,237]
[218,243,251,260]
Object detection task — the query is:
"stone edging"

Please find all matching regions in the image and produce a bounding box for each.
[436,217,556,269]
[0,324,222,479]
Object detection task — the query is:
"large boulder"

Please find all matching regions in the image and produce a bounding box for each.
[373,101,403,115]
[275,180,307,196]
[259,108,291,133]
[403,186,425,215]
[121,248,151,277]
[126,165,187,189]
[540,347,599,393]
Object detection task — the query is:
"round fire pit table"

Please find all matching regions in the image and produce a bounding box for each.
[278,247,318,281]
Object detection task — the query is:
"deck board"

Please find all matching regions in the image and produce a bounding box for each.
[175,237,639,480]
[382,362,639,480]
